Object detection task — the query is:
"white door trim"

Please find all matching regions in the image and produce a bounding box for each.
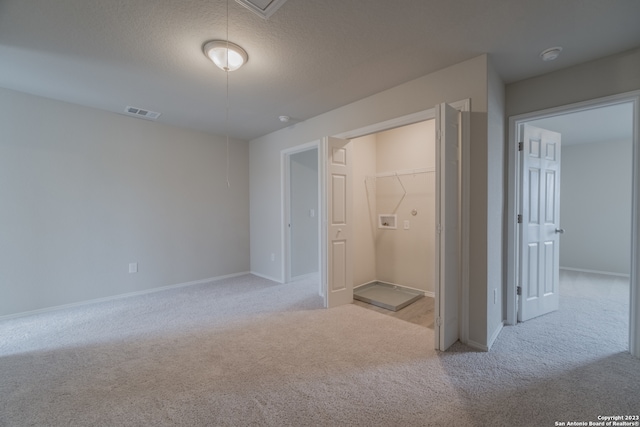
[506,90,640,358]
[435,102,461,350]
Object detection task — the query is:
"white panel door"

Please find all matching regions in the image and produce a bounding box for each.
[519,124,562,321]
[435,103,460,351]
[324,136,353,308]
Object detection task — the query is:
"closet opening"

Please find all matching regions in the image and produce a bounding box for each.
[351,119,436,328]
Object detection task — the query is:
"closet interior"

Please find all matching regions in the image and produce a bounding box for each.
[352,119,436,312]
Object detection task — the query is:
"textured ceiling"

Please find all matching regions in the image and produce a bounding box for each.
[0,0,639,141]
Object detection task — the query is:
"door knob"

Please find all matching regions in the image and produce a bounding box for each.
[555,228,565,234]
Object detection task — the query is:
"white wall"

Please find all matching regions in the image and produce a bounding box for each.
[289,149,319,277]
[0,87,250,317]
[250,54,495,348]
[560,140,632,275]
[375,121,435,293]
[487,58,506,345]
[506,47,640,117]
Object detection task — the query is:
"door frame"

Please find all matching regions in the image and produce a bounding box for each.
[333,98,471,345]
[506,90,640,358]
[282,141,322,285]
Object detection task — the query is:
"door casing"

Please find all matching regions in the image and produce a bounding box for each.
[506,90,640,358]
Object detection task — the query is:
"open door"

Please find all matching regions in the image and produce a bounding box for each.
[518,124,562,321]
[434,103,460,351]
[323,136,353,308]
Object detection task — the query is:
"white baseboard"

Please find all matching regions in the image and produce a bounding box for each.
[487,321,504,351]
[353,280,378,289]
[250,271,284,283]
[463,322,504,352]
[0,271,251,321]
[560,266,630,278]
[290,272,319,282]
[465,339,489,352]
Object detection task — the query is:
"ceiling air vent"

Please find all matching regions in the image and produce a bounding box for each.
[124,106,161,120]
[235,0,288,19]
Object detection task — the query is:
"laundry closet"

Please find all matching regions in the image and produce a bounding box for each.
[351,119,436,310]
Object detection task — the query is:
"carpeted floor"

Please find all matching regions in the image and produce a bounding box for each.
[0,271,638,426]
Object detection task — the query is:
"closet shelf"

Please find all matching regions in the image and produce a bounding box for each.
[371,167,435,179]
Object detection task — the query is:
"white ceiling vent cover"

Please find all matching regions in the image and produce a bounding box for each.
[124,106,161,120]
[235,0,288,19]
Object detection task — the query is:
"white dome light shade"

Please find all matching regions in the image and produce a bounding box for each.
[540,46,563,62]
[203,40,248,72]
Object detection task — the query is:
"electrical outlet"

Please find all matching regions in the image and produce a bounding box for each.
[404,220,410,230]
[129,262,138,274]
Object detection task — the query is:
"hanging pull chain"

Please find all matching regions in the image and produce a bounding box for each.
[225,0,230,188]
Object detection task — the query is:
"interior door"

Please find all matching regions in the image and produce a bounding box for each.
[518,124,562,321]
[434,103,460,351]
[324,136,353,308]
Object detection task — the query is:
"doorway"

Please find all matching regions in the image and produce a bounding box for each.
[350,120,436,324]
[283,143,320,284]
[506,91,640,357]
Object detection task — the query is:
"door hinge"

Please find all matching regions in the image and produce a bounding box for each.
[516,286,522,296]
[435,317,442,327]
[518,142,523,151]
[436,223,442,234]
[517,214,522,224]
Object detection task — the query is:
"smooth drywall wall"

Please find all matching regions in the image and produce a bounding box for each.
[375,121,435,293]
[352,134,377,286]
[0,88,250,317]
[250,54,491,347]
[506,47,640,117]
[560,140,632,275]
[289,149,319,277]
[487,58,505,346]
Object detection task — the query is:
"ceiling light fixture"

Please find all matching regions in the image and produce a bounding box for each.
[540,46,563,62]
[203,40,248,72]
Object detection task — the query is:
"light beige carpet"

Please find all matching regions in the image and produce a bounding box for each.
[1,273,638,426]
